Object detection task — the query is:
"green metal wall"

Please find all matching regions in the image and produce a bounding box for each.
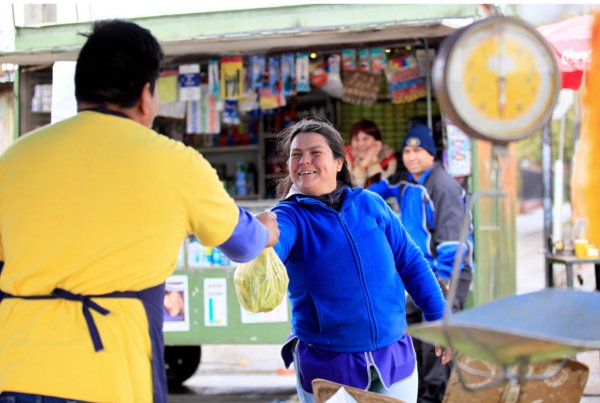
[164,267,291,345]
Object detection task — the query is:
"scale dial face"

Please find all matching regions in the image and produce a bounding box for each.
[433,16,560,143]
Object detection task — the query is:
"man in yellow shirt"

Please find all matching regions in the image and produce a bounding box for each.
[0,20,278,403]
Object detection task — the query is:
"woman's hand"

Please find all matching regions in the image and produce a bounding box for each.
[358,141,383,168]
[256,211,279,247]
[435,345,453,365]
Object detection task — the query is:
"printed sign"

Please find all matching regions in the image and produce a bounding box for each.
[203,278,228,327]
[221,56,244,100]
[178,64,201,101]
[446,123,472,177]
[163,275,190,332]
[249,55,266,90]
[208,59,220,99]
[281,53,295,97]
[296,52,310,93]
[240,299,289,324]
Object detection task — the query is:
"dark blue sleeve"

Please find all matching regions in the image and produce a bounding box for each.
[217,206,268,263]
[436,242,465,279]
[368,180,393,199]
[379,197,446,321]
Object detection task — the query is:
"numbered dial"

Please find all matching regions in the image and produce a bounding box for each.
[434,17,560,143]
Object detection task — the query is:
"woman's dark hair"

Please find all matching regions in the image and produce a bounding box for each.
[276,118,354,199]
[75,19,164,108]
[349,119,382,141]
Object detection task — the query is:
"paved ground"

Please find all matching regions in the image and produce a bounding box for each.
[172,205,600,402]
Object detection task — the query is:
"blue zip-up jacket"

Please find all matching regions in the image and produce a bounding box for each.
[273,187,446,353]
[369,162,474,279]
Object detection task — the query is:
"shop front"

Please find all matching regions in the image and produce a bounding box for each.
[0,4,518,383]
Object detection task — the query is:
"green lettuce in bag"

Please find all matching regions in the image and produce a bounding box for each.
[233,247,289,313]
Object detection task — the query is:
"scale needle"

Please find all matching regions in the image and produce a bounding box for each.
[497,32,506,118]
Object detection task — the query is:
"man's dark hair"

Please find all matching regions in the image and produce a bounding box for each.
[75,19,164,108]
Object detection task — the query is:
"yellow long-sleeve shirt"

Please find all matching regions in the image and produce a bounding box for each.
[0,111,239,402]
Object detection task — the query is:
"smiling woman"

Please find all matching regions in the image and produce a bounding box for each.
[345,119,398,188]
[288,133,343,196]
[276,119,352,199]
[270,118,449,403]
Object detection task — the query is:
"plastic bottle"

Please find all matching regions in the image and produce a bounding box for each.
[235,162,247,196]
[212,248,222,266]
[187,238,204,268]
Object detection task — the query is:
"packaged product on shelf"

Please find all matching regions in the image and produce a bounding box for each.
[186,237,211,268]
[212,248,231,266]
[235,161,248,196]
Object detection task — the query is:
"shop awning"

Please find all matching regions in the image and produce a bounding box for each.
[0,4,481,65]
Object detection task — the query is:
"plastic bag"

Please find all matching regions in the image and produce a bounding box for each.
[325,387,358,403]
[233,247,289,313]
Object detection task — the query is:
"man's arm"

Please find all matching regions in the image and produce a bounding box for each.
[368,179,395,200]
[217,208,278,263]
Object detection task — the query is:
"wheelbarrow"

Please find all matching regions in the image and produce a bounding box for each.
[443,357,589,403]
[312,379,404,403]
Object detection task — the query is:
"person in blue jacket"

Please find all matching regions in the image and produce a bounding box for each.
[369,123,474,403]
[272,118,450,403]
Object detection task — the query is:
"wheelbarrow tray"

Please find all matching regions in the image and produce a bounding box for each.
[407,288,600,366]
[443,357,589,403]
[312,378,404,403]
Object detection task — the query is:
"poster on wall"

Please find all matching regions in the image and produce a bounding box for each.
[281,53,295,97]
[199,84,221,134]
[178,64,201,101]
[240,299,289,324]
[357,49,371,72]
[446,123,472,177]
[370,48,387,72]
[209,59,221,99]
[296,52,310,93]
[157,69,178,103]
[163,275,190,332]
[342,49,357,71]
[203,278,228,327]
[249,55,266,90]
[220,56,244,100]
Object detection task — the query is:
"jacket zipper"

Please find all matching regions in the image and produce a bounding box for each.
[338,210,379,347]
[299,196,379,347]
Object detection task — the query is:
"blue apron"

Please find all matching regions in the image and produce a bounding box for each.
[0,281,168,403]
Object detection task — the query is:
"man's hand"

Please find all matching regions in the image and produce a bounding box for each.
[436,276,450,299]
[435,345,453,365]
[256,211,279,247]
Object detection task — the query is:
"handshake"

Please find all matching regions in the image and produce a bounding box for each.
[256,211,279,247]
